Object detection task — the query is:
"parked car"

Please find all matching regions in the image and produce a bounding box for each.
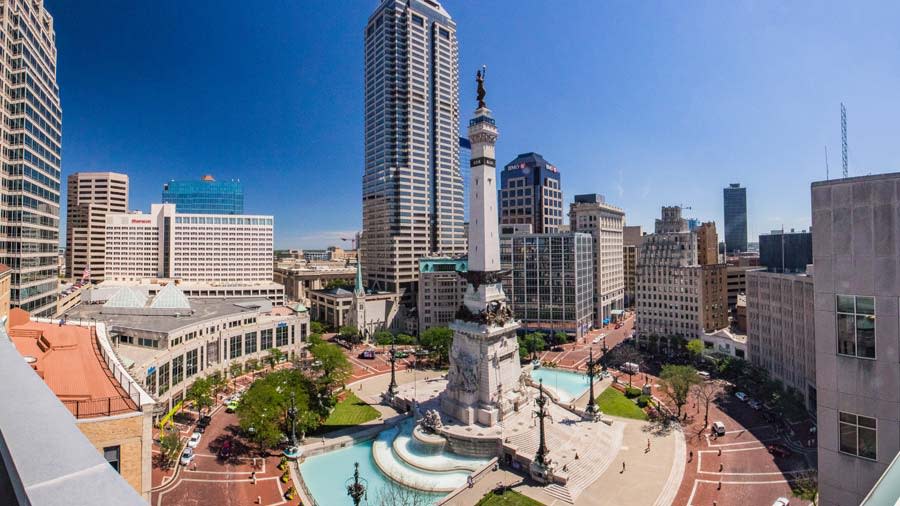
[358,349,376,359]
[180,447,195,466]
[550,346,564,352]
[696,371,711,380]
[772,497,790,506]
[748,399,762,410]
[712,421,726,436]
[767,444,792,458]
[187,432,202,448]
[226,400,239,413]
[197,415,211,429]
[615,323,623,329]
[394,351,409,359]
[735,391,748,402]
[622,362,640,374]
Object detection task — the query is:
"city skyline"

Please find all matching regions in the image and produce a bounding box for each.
[49,1,900,249]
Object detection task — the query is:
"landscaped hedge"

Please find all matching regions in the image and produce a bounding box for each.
[624,386,642,399]
[636,395,651,408]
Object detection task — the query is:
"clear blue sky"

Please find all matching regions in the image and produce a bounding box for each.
[49,0,900,248]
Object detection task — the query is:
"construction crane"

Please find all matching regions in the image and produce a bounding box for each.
[841,102,848,178]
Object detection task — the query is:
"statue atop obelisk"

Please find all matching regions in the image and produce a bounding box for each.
[441,67,525,427]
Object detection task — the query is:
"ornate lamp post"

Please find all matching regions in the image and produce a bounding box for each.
[600,336,609,372]
[585,347,599,416]
[387,334,398,398]
[287,391,298,447]
[534,379,550,467]
[346,462,367,506]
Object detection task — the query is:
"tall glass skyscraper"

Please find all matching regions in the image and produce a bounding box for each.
[459,137,471,222]
[361,0,465,295]
[162,175,243,214]
[1,0,63,315]
[723,183,748,253]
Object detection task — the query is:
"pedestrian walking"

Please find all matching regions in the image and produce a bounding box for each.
[718,448,722,456]
[688,450,693,462]
[621,461,626,473]
[251,471,257,485]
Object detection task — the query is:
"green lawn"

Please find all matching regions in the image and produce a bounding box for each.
[321,391,380,428]
[596,387,648,420]
[476,489,545,506]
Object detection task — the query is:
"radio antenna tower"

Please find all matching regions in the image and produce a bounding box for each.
[841,102,848,178]
[825,145,830,180]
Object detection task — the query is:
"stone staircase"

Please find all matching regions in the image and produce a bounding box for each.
[505,403,624,504]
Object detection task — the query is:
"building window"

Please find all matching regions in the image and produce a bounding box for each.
[171,355,184,386]
[245,332,257,354]
[836,295,875,358]
[839,411,877,460]
[261,329,273,350]
[229,335,242,359]
[276,326,289,347]
[158,363,170,395]
[185,349,198,378]
[103,446,121,473]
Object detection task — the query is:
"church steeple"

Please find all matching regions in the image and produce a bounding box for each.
[354,259,364,296]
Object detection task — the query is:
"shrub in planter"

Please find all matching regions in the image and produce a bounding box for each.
[624,386,642,399]
[284,487,295,500]
[281,470,291,483]
[636,395,650,408]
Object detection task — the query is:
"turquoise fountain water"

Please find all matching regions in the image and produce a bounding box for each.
[530,367,592,403]
[300,419,490,505]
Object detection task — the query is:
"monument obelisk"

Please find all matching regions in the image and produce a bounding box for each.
[441,67,525,427]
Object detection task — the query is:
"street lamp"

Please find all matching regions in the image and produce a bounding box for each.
[346,462,367,506]
[386,334,398,399]
[585,347,599,416]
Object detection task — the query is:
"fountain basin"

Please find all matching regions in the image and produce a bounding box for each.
[392,421,487,473]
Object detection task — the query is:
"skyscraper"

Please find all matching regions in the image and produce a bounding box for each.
[568,194,625,325]
[161,174,243,214]
[723,183,748,252]
[66,172,129,282]
[0,1,62,315]
[499,152,563,233]
[361,0,464,296]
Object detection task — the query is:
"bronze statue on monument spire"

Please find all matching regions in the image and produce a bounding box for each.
[476,65,487,109]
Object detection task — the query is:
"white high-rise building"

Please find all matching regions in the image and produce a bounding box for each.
[0,0,62,315]
[105,204,273,284]
[361,0,465,297]
[569,194,625,326]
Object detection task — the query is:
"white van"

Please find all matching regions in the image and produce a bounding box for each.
[712,421,726,436]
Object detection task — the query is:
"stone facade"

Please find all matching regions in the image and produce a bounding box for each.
[569,194,625,325]
[746,269,816,412]
[812,173,900,506]
[417,257,468,332]
[76,411,153,500]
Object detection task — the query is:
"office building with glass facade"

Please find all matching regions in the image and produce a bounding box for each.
[161,174,243,214]
[499,232,594,337]
[759,229,812,273]
[499,152,563,234]
[723,183,748,252]
[0,0,63,315]
[460,136,471,222]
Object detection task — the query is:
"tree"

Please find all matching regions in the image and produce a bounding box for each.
[266,348,285,370]
[339,325,359,340]
[691,380,720,429]
[660,364,699,418]
[420,327,453,366]
[309,340,353,395]
[158,428,182,468]
[373,479,433,506]
[686,339,704,364]
[207,372,227,399]
[245,358,261,372]
[373,330,394,347]
[395,333,416,346]
[310,321,326,335]
[186,377,213,415]
[229,362,244,390]
[236,369,319,454]
[523,332,546,360]
[554,331,569,346]
[602,344,642,386]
